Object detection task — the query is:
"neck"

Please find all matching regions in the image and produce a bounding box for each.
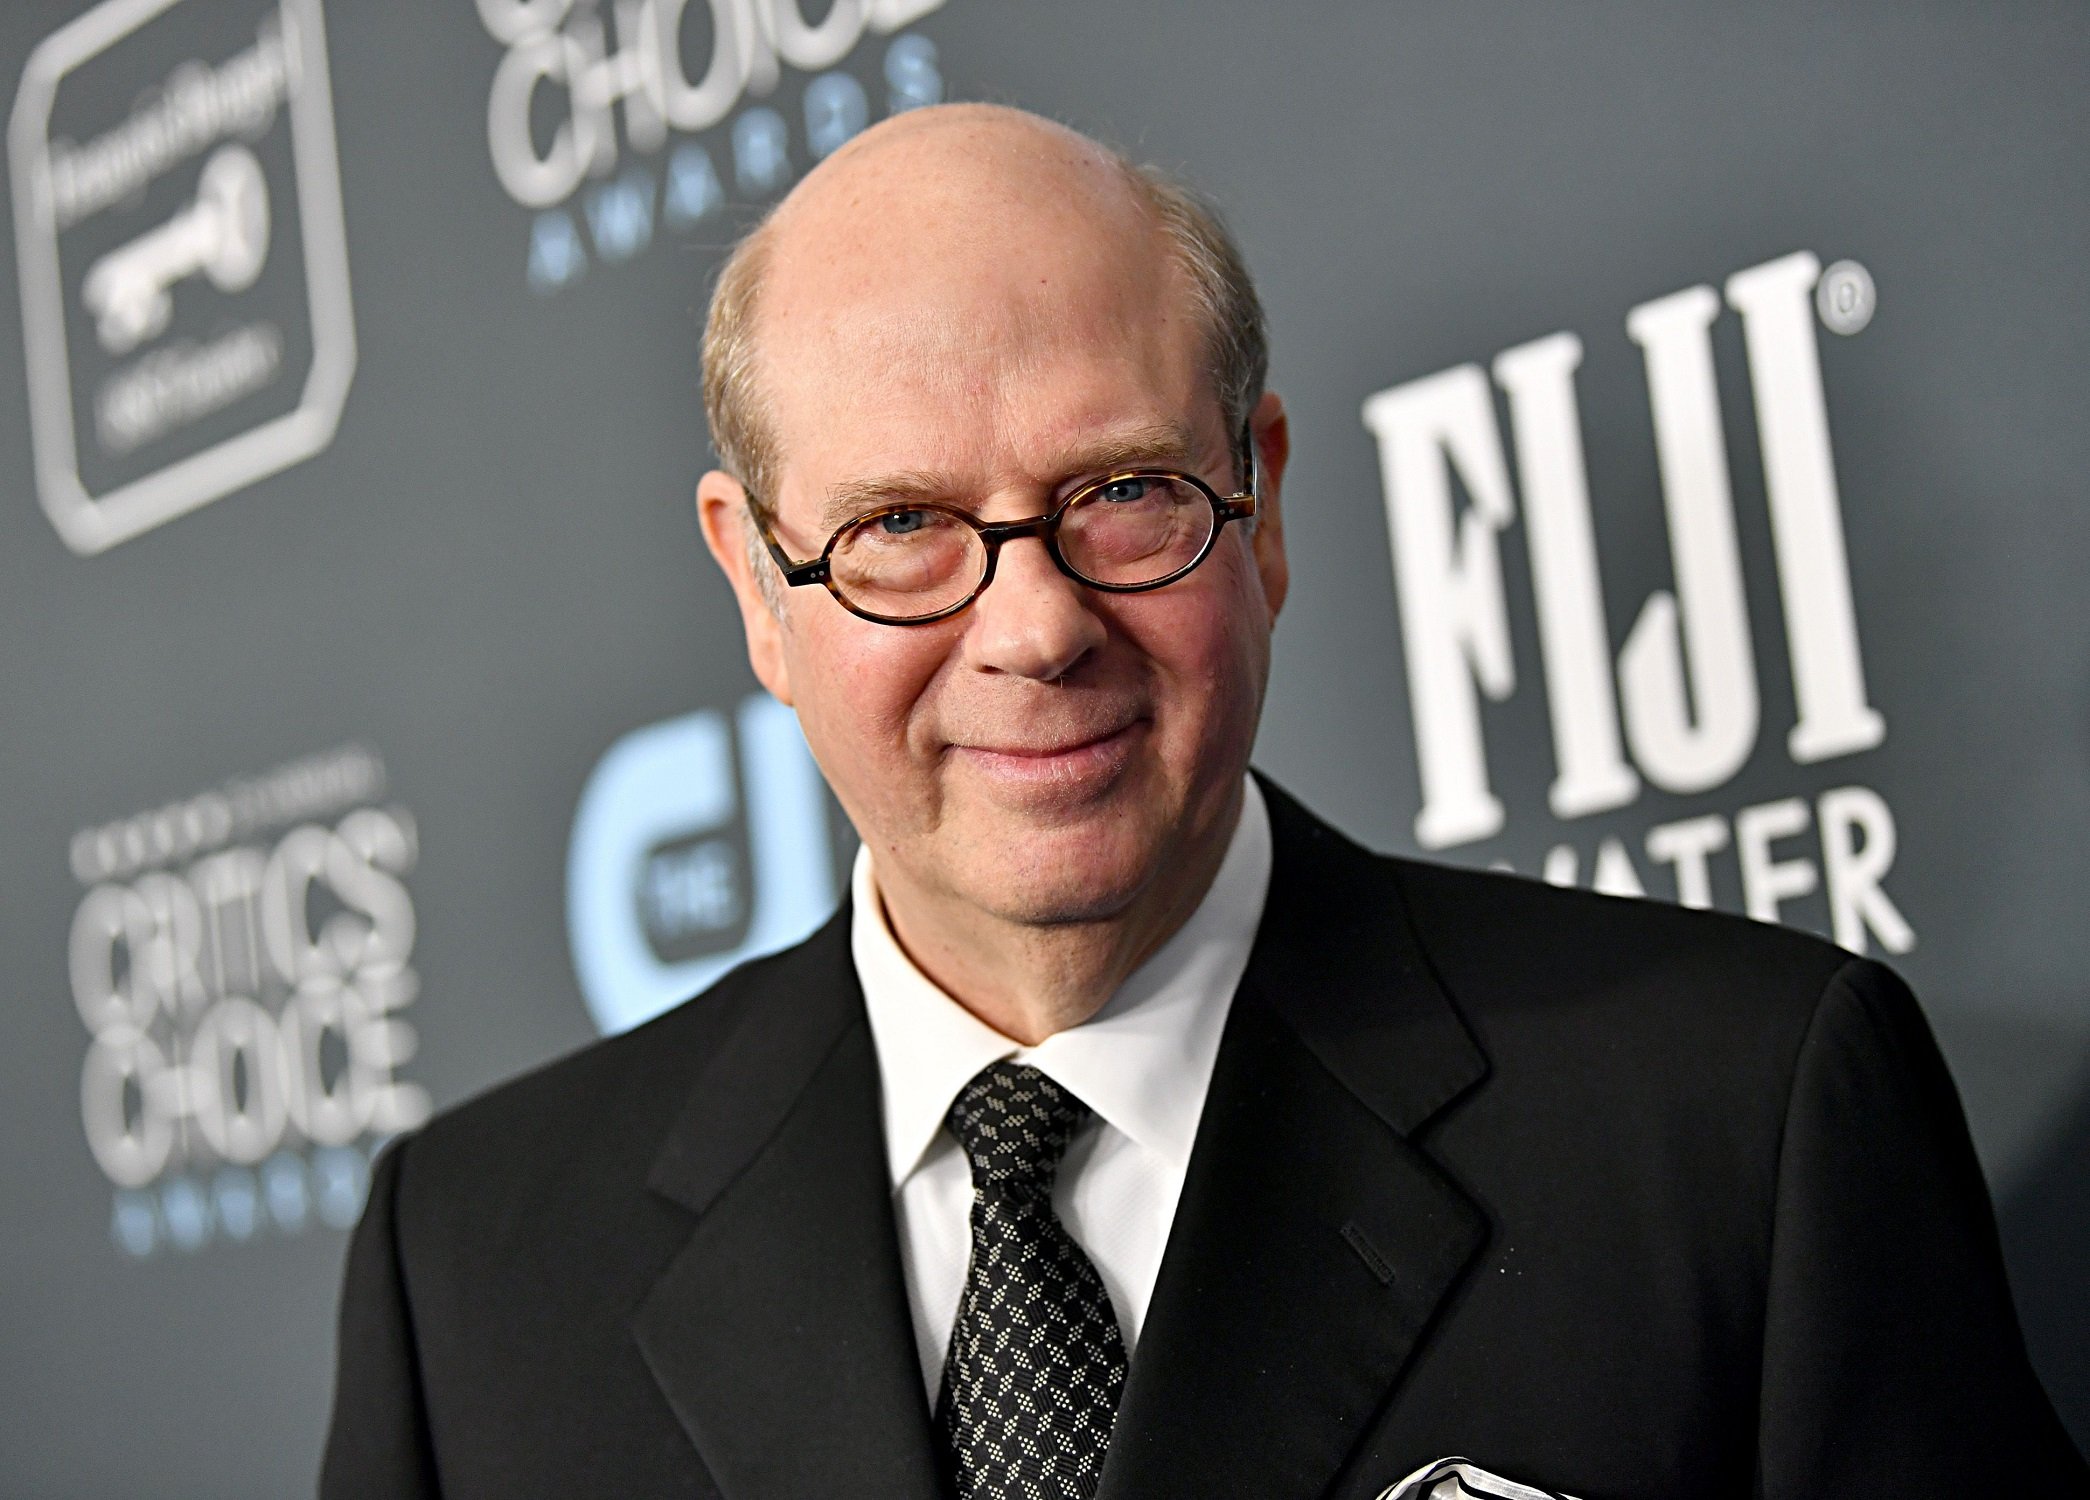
[874,786,1244,1046]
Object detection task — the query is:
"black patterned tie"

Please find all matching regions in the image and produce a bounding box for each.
[936,1061,1129,1500]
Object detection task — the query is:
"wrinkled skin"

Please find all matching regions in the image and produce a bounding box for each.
[698,105,1289,1042]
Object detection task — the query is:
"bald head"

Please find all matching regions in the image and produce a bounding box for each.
[779,102,1145,246]
[702,104,1266,521]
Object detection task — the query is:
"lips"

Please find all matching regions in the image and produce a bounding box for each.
[961,720,1138,758]
[947,718,1146,794]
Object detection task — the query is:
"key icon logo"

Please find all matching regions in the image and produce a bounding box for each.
[9,0,355,556]
[83,144,272,355]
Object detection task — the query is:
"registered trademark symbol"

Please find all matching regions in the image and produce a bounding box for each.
[1816,259,1876,335]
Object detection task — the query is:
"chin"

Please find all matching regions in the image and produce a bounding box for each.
[952,814,1162,928]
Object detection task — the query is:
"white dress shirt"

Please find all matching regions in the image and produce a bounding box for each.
[852,776,1273,1398]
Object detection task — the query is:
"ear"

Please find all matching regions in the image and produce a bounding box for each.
[1246,390,1290,624]
[696,469,794,705]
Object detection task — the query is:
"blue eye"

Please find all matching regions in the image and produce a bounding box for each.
[1096,477,1152,504]
[877,509,930,535]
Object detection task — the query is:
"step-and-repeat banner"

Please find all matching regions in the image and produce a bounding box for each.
[3,2,2084,1491]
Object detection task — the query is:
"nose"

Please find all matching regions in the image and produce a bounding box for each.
[962,532,1106,681]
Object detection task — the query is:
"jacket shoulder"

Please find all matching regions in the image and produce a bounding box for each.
[388,909,849,1234]
[1378,852,1885,1148]
[1258,773,1861,1042]
[1258,776,1889,1143]
[1386,852,1856,1019]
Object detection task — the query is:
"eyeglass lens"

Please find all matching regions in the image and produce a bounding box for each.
[825,474,1218,620]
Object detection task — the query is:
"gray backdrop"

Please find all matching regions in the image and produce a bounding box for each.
[2,2,2084,1494]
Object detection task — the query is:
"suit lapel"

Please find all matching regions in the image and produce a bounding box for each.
[1097,780,1492,1500]
[630,909,943,1500]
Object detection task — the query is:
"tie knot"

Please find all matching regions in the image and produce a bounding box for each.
[945,1061,1091,1195]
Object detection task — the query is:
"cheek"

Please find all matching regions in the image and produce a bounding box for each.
[1118,554,1271,748]
[781,609,949,778]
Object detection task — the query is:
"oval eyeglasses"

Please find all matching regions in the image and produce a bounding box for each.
[749,444,1258,627]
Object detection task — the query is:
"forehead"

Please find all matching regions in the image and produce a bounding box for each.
[754,183,1210,496]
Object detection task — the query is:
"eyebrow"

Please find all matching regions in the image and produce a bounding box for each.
[815,420,1205,534]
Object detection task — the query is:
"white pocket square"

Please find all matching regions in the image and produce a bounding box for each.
[1376,1456,1582,1500]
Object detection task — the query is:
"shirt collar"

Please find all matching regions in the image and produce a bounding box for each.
[853,776,1272,1190]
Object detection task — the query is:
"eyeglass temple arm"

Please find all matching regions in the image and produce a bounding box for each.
[1218,417,1259,521]
[750,502,830,586]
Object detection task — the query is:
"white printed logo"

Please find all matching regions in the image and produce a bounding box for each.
[9,0,356,555]
[1363,251,1913,955]
[476,0,951,293]
[68,747,430,1257]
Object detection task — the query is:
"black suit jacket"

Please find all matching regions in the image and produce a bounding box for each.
[321,778,2084,1498]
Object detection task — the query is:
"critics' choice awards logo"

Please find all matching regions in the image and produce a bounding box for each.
[475,0,950,293]
[9,0,355,556]
[1365,251,1913,957]
[68,747,429,1258]
[568,694,845,1035]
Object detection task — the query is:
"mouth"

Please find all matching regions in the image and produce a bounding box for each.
[948,718,1146,793]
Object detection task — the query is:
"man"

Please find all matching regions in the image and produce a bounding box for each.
[322,105,2083,1498]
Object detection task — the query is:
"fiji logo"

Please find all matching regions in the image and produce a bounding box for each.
[1364,251,1912,954]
